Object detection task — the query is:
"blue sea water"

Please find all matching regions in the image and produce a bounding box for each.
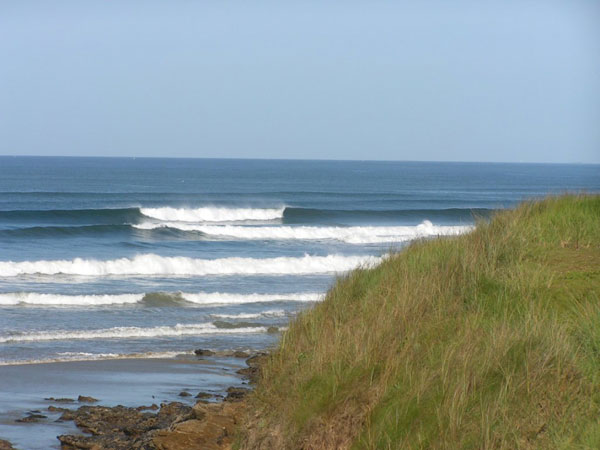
[0,157,598,365]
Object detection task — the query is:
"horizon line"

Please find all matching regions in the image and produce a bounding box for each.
[0,154,597,166]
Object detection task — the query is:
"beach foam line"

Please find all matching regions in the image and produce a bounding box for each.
[140,206,285,222]
[0,254,379,277]
[0,350,196,366]
[180,292,322,305]
[0,323,267,344]
[210,309,287,319]
[134,220,473,244]
[0,292,143,306]
[0,292,322,306]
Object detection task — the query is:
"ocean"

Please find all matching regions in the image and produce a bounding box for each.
[0,157,598,366]
[0,157,598,448]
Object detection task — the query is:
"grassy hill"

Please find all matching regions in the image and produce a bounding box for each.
[239,195,600,449]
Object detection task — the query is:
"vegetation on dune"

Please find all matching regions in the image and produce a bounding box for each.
[239,195,600,449]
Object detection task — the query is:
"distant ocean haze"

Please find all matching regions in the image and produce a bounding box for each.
[0,157,598,365]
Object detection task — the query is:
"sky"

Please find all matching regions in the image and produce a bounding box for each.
[0,1,599,163]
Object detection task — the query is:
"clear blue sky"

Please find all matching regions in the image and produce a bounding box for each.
[1,1,599,163]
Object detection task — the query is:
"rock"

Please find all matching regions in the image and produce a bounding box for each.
[224,387,249,402]
[135,404,159,411]
[237,352,268,383]
[48,405,71,413]
[266,326,279,334]
[58,410,76,421]
[77,395,98,403]
[45,397,75,403]
[58,432,150,450]
[233,351,249,358]
[194,349,215,357]
[16,413,47,423]
[57,403,191,449]
[152,402,245,450]
[0,439,15,450]
[157,402,194,426]
[52,351,267,449]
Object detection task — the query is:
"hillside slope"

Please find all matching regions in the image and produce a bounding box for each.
[239,195,600,449]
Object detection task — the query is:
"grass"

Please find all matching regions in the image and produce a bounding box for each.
[239,195,600,449]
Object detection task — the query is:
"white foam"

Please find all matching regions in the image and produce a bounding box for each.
[0,323,267,343]
[0,254,379,277]
[0,292,143,306]
[0,350,196,366]
[134,221,473,244]
[140,206,285,222]
[211,309,287,319]
[0,291,322,306]
[181,292,322,305]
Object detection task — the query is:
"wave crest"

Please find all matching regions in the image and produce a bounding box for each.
[0,291,323,306]
[0,254,379,277]
[0,323,267,343]
[134,220,472,244]
[0,292,143,306]
[140,206,285,222]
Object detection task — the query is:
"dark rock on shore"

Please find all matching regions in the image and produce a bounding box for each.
[57,402,194,449]
[194,349,215,357]
[153,401,245,450]
[45,397,75,403]
[16,413,47,423]
[48,405,71,413]
[77,395,98,403]
[236,352,268,383]
[224,387,249,402]
[56,351,267,449]
[135,404,159,411]
[58,410,76,421]
[0,439,15,450]
[232,351,249,358]
[178,391,192,397]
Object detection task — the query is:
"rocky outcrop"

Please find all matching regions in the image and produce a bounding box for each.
[236,352,267,383]
[16,411,47,423]
[57,352,263,449]
[57,398,249,450]
[77,395,98,403]
[57,402,194,449]
[152,401,246,450]
[45,397,75,403]
[0,439,15,450]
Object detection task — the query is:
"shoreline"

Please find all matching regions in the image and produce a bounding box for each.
[0,351,265,450]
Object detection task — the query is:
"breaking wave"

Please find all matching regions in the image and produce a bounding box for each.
[140,206,285,222]
[179,292,321,305]
[211,309,287,319]
[0,292,322,306]
[0,254,379,277]
[0,350,196,366]
[0,323,267,343]
[134,220,472,244]
[0,292,143,306]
